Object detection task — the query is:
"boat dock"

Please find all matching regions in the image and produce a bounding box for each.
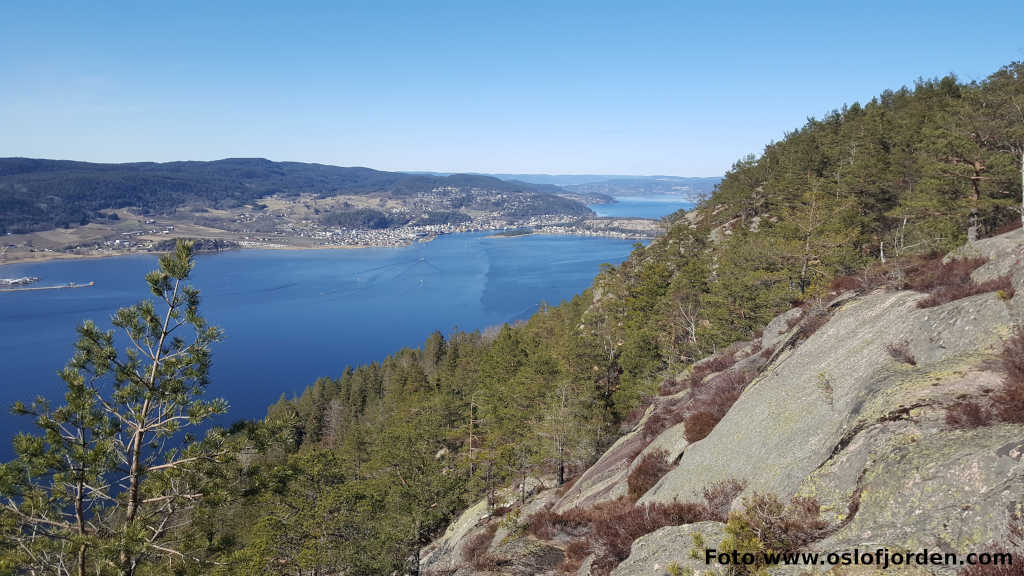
[0,281,95,293]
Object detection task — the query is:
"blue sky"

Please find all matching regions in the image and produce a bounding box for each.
[1,0,1022,176]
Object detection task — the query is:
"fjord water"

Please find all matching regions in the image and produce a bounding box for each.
[0,232,636,455]
[590,195,693,219]
[0,197,692,457]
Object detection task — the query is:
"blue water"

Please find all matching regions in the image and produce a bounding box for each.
[0,232,637,456]
[590,196,693,219]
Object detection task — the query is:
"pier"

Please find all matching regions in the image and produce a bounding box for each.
[0,281,94,293]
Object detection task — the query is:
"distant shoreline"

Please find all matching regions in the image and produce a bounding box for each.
[1,219,663,268]
[0,228,643,268]
[0,242,370,267]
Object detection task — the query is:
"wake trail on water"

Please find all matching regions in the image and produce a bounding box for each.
[317,257,444,298]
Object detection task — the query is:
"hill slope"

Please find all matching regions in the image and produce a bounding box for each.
[0,157,591,234]
[424,228,1024,576]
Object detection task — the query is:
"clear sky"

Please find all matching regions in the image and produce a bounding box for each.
[1,0,1022,176]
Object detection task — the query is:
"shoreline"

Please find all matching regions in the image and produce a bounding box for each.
[0,243,369,267]
[1,225,659,268]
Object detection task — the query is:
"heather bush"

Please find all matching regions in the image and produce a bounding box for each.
[905,256,986,292]
[524,504,591,540]
[829,273,864,293]
[918,274,1014,308]
[643,397,689,441]
[462,523,499,570]
[561,539,590,573]
[794,310,830,342]
[528,478,749,576]
[684,370,754,442]
[705,351,740,374]
[686,351,739,391]
[659,376,688,396]
[828,253,994,300]
[886,340,917,365]
[946,401,992,429]
[683,411,719,443]
[899,254,1013,308]
[627,449,673,502]
[590,499,715,575]
[943,328,1024,429]
[996,328,1024,424]
[622,395,654,430]
[719,493,829,574]
[703,479,747,522]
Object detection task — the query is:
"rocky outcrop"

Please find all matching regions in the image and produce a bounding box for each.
[609,522,726,576]
[640,288,1016,507]
[552,390,689,513]
[761,306,803,351]
[423,230,1024,576]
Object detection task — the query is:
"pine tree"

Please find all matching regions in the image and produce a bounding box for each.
[0,239,227,576]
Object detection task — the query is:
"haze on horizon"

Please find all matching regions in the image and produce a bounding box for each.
[1,0,1022,177]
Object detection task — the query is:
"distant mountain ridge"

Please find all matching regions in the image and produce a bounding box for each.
[562,176,719,198]
[0,157,592,234]
[413,171,722,194]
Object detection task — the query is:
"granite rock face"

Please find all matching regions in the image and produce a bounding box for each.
[423,230,1024,576]
[639,288,1016,507]
[609,522,727,576]
[553,390,690,514]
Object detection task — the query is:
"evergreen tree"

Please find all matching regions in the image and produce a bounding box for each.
[0,240,227,576]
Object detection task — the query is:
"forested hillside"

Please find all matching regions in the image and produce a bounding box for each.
[2,63,1023,575]
[0,158,586,234]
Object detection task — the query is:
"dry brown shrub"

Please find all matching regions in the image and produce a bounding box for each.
[529,479,749,575]
[683,411,719,443]
[642,397,688,442]
[785,312,804,330]
[886,340,917,365]
[626,449,672,502]
[524,504,590,540]
[658,376,687,396]
[703,479,747,522]
[918,274,1013,308]
[556,472,582,497]
[462,523,499,570]
[686,352,739,391]
[829,273,863,293]
[684,370,754,442]
[946,401,992,429]
[589,499,714,575]
[795,311,830,341]
[622,396,654,430]
[995,328,1024,424]
[561,539,590,573]
[736,493,830,553]
[905,256,985,292]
